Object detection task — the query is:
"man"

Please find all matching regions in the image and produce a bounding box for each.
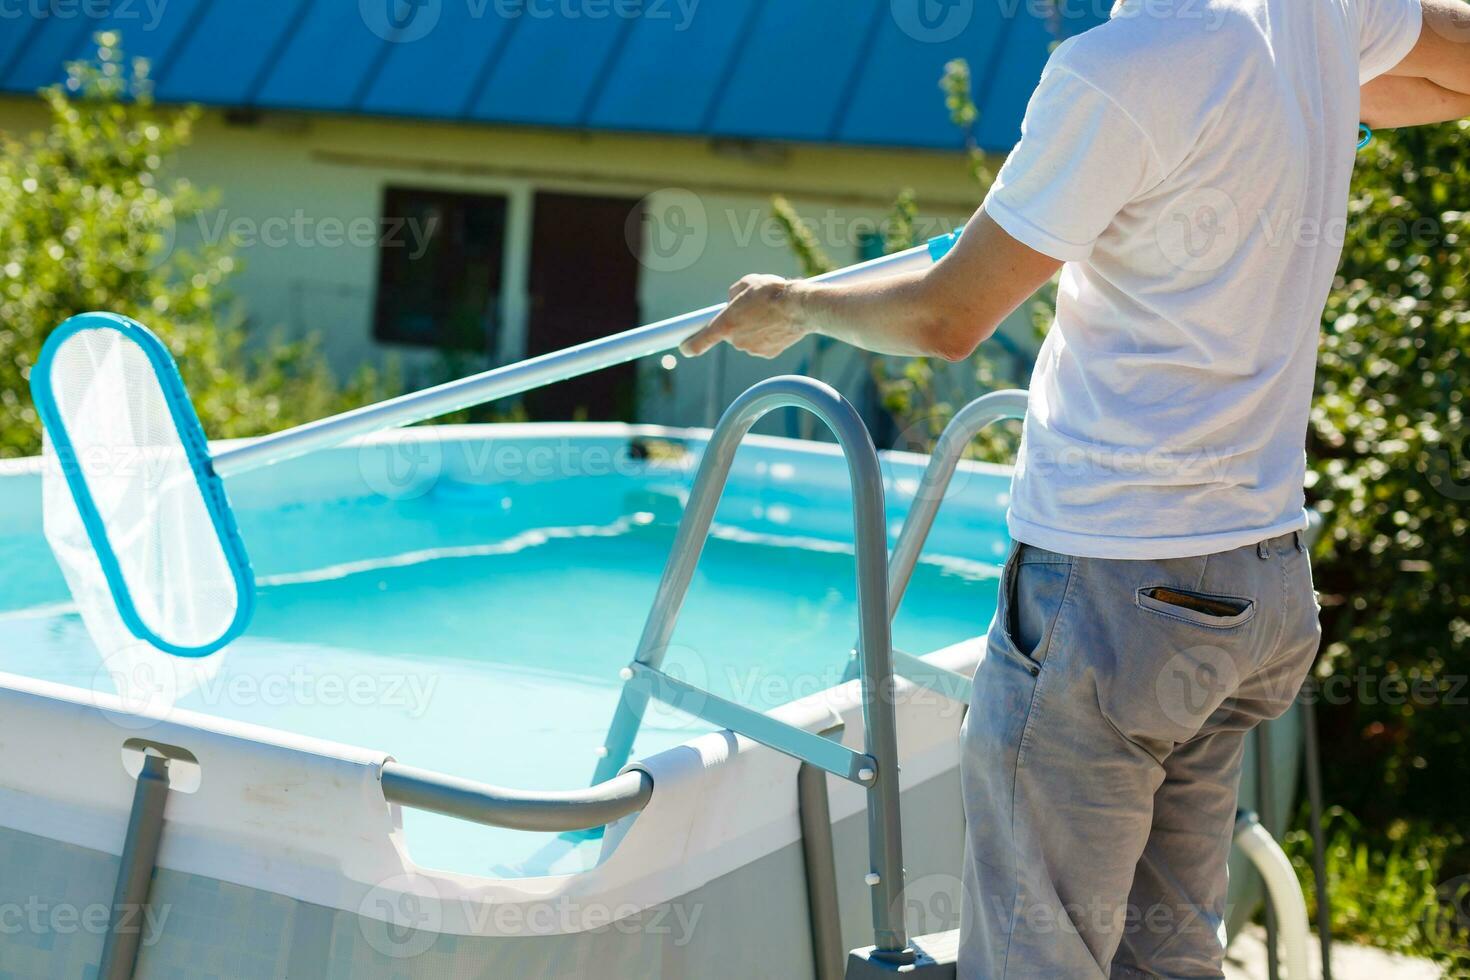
[680,0,1469,976]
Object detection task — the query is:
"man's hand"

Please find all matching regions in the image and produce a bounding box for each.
[680,274,810,359]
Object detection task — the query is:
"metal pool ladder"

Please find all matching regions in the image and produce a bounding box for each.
[591,375,914,963]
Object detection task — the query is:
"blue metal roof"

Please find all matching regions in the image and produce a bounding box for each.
[0,1,1103,152]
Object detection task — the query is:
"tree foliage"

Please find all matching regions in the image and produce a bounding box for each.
[0,37,389,458]
[771,59,1031,462]
[1310,119,1469,835]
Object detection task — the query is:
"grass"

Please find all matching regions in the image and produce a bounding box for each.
[1282,806,1469,976]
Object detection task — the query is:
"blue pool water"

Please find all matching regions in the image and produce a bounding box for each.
[0,429,1011,877]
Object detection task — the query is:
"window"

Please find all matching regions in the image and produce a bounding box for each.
[373,187,507,351]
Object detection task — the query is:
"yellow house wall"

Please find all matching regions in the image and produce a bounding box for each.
[0,96,1034,428]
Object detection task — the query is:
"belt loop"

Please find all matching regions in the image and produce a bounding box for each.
[1257,540,1269,560]
[1294,529,1305,553]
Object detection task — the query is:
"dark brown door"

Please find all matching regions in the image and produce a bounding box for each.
[523,191,644,421]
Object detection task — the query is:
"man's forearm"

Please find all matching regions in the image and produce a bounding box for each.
[1363,73,1470,126]
[794,271,964,359]
[679,210,1062,362]
[805,210,1064,361]
[1375,0,1470,126]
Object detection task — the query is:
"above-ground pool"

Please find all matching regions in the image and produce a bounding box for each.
[0,419,1299,978]
[0,423,1008,880]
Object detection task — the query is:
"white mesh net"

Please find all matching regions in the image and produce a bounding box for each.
[40,325,246,708]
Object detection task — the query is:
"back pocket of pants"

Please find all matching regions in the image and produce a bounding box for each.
[1137,586,1255,629]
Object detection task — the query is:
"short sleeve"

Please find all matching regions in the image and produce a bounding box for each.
[982,65,1160,264]
[1356,0,1423,83]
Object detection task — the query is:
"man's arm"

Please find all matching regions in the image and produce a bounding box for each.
[1363,0,1470,126]
[679,210,1061,362]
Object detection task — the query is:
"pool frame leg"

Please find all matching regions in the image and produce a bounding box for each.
[1296,512,1335,980]
[100,751,171,980]
[800,723,847,980]
[1301,685,1334,979]
[1255,722,1281,980]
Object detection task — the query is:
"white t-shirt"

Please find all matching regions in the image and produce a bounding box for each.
[985,0,1422,559]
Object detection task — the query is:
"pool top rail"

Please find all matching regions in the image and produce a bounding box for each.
[380,761,653,833]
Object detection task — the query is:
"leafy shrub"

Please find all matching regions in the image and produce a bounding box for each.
[1285,806,1468,972]
[1310,120,1469,836]
[0,36,391,459]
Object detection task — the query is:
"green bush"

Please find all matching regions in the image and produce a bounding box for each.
[0,36,390,459]
[1284,807,1468,973]
[1310,120,1469,837]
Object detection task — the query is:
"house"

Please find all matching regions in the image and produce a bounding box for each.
[0,1,1098,430]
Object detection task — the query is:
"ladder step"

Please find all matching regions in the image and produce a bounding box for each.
[845,931,959,978]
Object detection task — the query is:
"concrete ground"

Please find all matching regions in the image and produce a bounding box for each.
[1225,925,1444,979]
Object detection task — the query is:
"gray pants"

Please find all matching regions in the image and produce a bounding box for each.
[958,533,1320,979]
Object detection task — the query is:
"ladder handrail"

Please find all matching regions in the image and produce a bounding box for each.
[842,389,1029,699]
[886,389,1029,621]
[591,375,912,960]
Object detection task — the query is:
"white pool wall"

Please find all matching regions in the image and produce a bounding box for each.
[0,422,1296,976]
